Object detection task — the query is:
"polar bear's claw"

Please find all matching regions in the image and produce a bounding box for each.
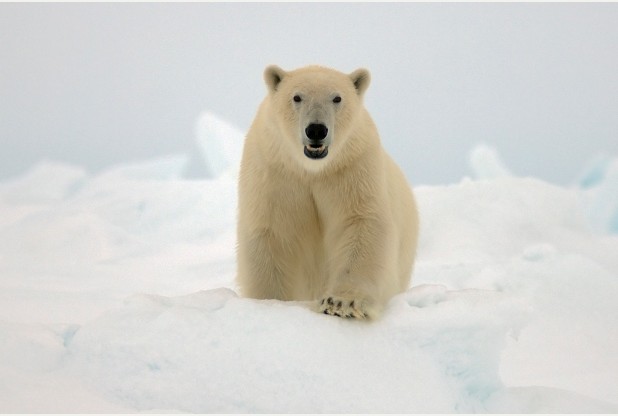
[319,296,369,319]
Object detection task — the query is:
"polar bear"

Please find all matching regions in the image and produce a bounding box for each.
[236,64,419,319]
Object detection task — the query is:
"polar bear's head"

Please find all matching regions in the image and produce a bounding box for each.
[264,65,370,167]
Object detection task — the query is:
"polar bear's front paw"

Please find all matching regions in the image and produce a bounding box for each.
[318,297,371,319]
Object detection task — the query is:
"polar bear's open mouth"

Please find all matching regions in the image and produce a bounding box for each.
[304,145,329,159]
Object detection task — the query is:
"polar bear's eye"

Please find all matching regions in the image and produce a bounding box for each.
[333,96,342,103]
[293,95,302,103]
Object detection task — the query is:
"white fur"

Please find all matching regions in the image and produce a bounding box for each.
[237,65,419,319]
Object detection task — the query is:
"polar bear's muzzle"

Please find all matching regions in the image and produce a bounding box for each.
[303,123,330,160]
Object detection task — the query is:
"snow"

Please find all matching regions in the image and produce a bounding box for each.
[1,114,618,413]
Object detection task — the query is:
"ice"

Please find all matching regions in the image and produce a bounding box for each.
[468,143,512,181]
[577,155,618,234]
[1,114,618,412]
[194,111,245,179]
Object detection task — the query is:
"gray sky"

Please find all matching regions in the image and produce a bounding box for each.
[1,3,617,185]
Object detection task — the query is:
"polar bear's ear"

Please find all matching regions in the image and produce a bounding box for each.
[349,68,371,96]
[264,65,286,93]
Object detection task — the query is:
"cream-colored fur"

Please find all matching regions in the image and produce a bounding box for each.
[236,65,419,319]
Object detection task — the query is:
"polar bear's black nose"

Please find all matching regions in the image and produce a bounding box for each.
[305,123,328,143]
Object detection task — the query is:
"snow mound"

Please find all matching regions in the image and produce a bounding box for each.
[95,154,190,181]
[0,163,236,272]
[0,161,88,204]
[0,158,238,324]
[415,177,605,270]
[66,286,524,413]
[468,144,618,235]
[485,386,618,413]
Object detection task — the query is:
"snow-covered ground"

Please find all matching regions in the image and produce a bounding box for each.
[1,113,617,413]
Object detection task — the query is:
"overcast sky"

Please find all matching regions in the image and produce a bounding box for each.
[1,3,617,185]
